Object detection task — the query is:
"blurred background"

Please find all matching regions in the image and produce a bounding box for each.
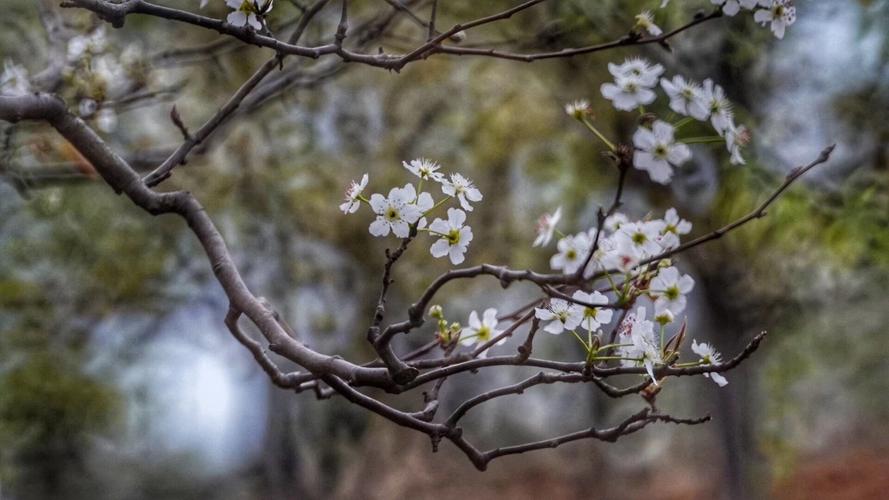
[1,0,887,498]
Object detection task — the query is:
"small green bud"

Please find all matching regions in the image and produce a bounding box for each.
[429,304,444,320]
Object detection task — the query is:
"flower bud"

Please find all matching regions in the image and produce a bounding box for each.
[655,309,674,326]
[449,30,467,43]
[429,304,444,320]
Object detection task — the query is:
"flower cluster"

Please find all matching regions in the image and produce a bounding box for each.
[529,201,728,387]
[590,57,753,183]
[658,0,796,39]
[339,158,483,265]
[540,207,692,277]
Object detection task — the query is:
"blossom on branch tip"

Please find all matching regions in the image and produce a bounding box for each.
[533,206,562,247]
[632,120,691,184]
[368,184,423,238]
[564,99,591,119]
[340,174,368,214]
[403,158,445,183]
[442,173,483,212]
[226,0,271,30]
[634,11,663,36]
[461,308,505,356]
[650,266,695,315]
[572,290,613,332]
[754,0,797,39]
[429,208,473,265]
[692,340,728,386]
[535,299,583,335]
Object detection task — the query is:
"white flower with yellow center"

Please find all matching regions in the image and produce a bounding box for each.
[226,0,272,30]
[692,340,728,386]
[368,184,424,238]
[632,120,691,184]
[428,208,473,265]
[660,75,709,121]
[754,0,797,39]
[339,173,368,214]
[403,158,445,183]
[461,308,505,356]
[650,266,695,315]
[550,232,592,274]
[442,173,483,212]
[535,299,583,335]
[572,290,613,332]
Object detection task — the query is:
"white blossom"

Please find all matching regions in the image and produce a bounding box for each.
[634,11,662,36]
[572,290,613,332]
[368,184,423,238]
[403,158,445,183]
[692,340,728,386]
[461,308,505,356]
[614,220,665,258]
[0,60,31,96]
[650,266,695,315]
[725,124,751,165]
[550,231,592,274]
[660,75,709,121]
[429,208,473,265]
[604,212,629,233]
[632,120,692,184]
[601,58,661,111]
[564,99,591,119]
[535,299,583,335]
[618,307,662,383]
[598,235,643,273]
[533,206,562,247]
[442,173,483,212]
[711,0,759,16]
[754,0,797,39]
[700,79,734,135]
[607,58,664,87]
[339,174,368,214]
[657,208,692,250]
[601,75,658,112]
[226,0,267,30]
